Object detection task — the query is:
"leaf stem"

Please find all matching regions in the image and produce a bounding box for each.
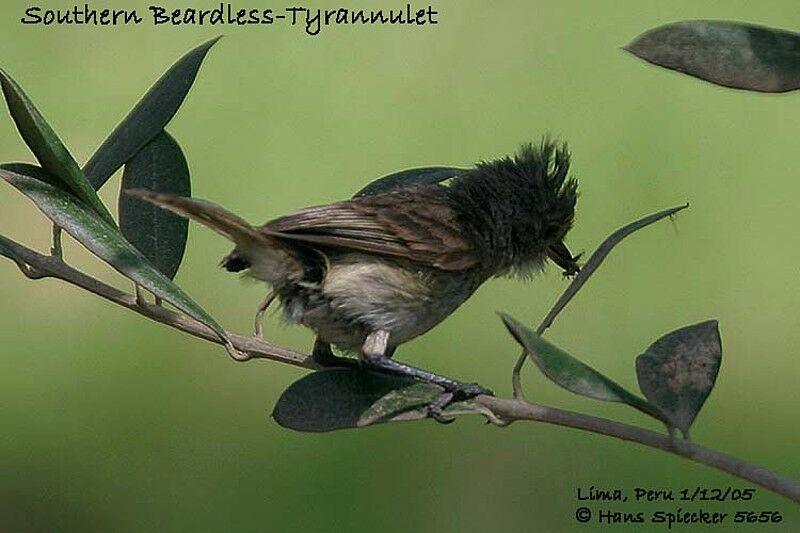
[134,283,146,306]
[50,224,62,259]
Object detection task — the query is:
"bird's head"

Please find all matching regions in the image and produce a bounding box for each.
[449,140,580,277]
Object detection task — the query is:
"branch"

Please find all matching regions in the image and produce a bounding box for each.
[2,229,799,503]
[476,396,800,503]
[0,233,313,369]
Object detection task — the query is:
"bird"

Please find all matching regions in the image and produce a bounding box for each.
[129,139,580,403]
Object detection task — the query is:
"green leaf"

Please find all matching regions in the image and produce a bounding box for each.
[0,163,228,344]
[119,131,190,280]
[625,20,800,93]
[636,321,722,438]
[272,369,489,432]
[501,313,657,414]
[83,36,221,189]
[0,69,115,226]
[353,167,464,198]
[357,382,444,426]
[273,369,421,432]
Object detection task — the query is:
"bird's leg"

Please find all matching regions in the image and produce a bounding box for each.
[311,337,358,368]
[360,330,493,417]
[253,290,276,338]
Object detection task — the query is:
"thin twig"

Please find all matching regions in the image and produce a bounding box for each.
[2,228,799,503]
[512,204,689,399]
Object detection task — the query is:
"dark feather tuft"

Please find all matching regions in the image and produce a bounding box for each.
[448,139,579,275]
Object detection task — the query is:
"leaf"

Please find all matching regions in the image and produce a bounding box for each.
[357,382,444,426]
[119,131,190,280]
[83,36,221,189]
[625,20,800,93]
[353,166,465,198]
[272,369,489,432]
[0,163,228,344]
[0,69,115,226]
[501,313,657,415]
[636,320,722,438]
[273,369,422,432]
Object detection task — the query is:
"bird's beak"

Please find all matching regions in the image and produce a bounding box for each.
[547,241,580,276]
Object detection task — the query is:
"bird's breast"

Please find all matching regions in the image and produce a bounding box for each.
[279,254,482,352]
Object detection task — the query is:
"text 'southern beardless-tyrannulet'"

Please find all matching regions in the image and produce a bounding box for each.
[131,140,580,403]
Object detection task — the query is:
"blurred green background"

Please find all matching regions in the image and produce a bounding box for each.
[1,1,799,531]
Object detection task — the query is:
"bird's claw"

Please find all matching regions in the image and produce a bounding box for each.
[448,381,493,400]
[428,391,456,424]
[426,381,493,423]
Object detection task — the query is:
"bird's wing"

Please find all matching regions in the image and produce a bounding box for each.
[262,187,478,271]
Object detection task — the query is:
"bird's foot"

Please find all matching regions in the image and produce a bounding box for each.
[448,381,494,399]
[428,381,493,423]
[358,330,493,423]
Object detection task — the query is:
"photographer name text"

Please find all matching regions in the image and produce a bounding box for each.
[573,486,788,529]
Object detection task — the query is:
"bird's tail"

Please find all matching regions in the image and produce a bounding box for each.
[126,189,264,246]
[126,190,302,284]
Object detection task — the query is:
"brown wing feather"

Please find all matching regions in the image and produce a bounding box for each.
[261,187,477,271]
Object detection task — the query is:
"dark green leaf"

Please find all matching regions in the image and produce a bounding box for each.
[0,69,115,226]
[625,20,800,93]
[501,313,656,414]
[83,36,221,189]
[636,321,722,438]
[0,163,228,344]
[273,369,421,432]
[272,369,488,432]
[353,167,465,198]
[119,131,190,280]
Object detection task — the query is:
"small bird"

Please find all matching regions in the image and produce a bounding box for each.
[130,140,579,402]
